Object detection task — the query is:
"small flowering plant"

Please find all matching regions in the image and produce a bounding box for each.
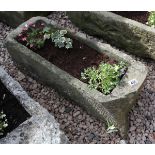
[50,30,73,49]
[17,22,46,49]
[0,111,8,136]
[81,61,127,95]
[17,21,73,50]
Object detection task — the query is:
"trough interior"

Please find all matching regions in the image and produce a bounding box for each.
[15,20,128,95]
[0,80,31,139]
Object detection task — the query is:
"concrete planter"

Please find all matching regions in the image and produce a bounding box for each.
[5,16,147,138]
[0,11,50,28]
[67,11,155,60]
[0,67,68,144]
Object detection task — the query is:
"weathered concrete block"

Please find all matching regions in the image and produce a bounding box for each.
[67,11,155,60]
[0,11,50,28]
[5,16,148,138]
[0,67,68,144]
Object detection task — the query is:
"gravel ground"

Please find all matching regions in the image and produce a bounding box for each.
[1,11,155,144]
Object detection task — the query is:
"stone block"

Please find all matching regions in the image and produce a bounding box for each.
[67,11,155,60]
[0,67,68,144]
[5,16,148,138]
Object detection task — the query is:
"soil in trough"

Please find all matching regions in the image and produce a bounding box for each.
[34,39,118,79]
[112,11,149,24]
[16,31,118,79]
[0,81,30,139]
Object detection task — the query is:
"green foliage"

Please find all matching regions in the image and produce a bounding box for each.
[147,11,155,27]
[50,30,73,49]
[26,28,45,49]
[43,26,52,34]
[0,111,8,136]
[106,120,118,134]
[81,61,127,95]
[23,24,73,50]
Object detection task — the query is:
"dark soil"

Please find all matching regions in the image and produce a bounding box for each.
[35,39,117,79]
[0,81,30,139]
[112,11,149,24]
[16,21,117,79]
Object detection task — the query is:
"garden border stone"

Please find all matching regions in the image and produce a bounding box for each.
[67,11,155,60]
[5,16,148,138]
[0,67,68,144]
[0,11,50,28]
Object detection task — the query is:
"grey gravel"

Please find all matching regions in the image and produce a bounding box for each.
[1,11,155,144]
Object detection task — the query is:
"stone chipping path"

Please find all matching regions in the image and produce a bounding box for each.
[1,11,155,144]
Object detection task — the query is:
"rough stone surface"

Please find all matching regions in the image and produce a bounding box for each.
[0,67,68,144]
[5,16,147,138]
[67,11,155,60]
[1,11,155,144]
[0,11,50,28]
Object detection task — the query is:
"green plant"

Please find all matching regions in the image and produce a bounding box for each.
[81,61,127,95]
[106,120,118,134]
[147,11,155,27]
[50,30,73,49]
[0,111,8,136]
[26,28,45,49]
[22,24,73,50]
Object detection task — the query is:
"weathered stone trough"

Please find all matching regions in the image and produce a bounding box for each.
[0,11,50,28]
[5,16,148,138]
[0,67,68,144]
[67,11,155,60]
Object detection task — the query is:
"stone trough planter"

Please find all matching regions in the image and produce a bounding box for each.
[0,67,68,144]
[5,16,148,138]
[67,11,155,60]
[0,11,50,28]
